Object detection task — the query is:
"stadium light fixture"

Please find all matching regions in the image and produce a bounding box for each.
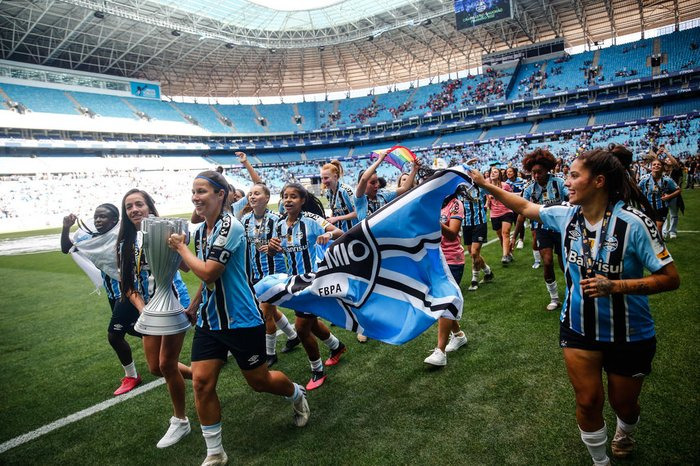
[171,30,181,36]
[225,43,235,49]
[93,11,105,19]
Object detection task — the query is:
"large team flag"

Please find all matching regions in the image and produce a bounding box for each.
[255,165,472,345]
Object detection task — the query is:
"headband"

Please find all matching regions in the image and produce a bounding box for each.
[196,175,227,192]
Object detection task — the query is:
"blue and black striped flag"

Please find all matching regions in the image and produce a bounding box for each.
[255,166,472,345]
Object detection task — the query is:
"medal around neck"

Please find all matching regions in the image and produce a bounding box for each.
[134,216,191,335]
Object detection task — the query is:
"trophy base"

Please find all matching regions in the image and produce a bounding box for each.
[135,307,191,336]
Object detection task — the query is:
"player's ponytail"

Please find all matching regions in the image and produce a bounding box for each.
[578,147,654,216]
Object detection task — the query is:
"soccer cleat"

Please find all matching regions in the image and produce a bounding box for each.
[306,370,326,390]
[532,261,541,269]
[516,239,524,249]
[669,232,677,239]
[423,348,447,366]
[266,354,278,368]
[281,336,301,353]
[324,342,347,366]
[445,333,468,352]
[201,452,228,466]
[356,333,368,343]
[468,281,479,291]
[611,429,636,458]
[157,416,191,448]
[546,300,561,312]
[292,387,310,427]
[481,271,494,283]
[506,254,514,263]
[114,375,142,396]
[501,255,509,265]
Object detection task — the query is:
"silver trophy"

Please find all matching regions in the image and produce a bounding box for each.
[134,216,191,335]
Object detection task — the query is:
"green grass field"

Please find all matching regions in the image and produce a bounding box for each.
[1,192,698,465]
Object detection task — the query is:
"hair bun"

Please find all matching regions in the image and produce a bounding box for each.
[609,145,633,168]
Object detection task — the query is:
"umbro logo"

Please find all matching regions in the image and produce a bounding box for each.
[248,355,260,365]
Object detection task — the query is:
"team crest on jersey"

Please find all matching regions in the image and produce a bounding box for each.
[602,236,618,252]
[567,229,582,241]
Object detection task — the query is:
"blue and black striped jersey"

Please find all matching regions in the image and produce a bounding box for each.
[194,213,264,330]
[356,188,399,221]
[326,182,358,232]
[458,186,488,226]
[522,174,569,229]
[638,174,678,211]
[273,212,330,275]
[240,209,286,283]
[540,201,673,343]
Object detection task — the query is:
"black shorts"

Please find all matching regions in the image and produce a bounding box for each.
[109,299,142,337]
[652,206,669,222]
[448,264,464,285]
[559,325,656,377]
[294,311,315,318]
[462,223,487,245]
[491,212,516,231]
[535,227,561,254]
[191,325,266,370]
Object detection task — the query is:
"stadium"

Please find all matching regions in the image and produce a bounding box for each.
[0,0,698,464]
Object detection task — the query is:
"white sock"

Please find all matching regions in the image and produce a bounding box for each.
[546,280,558,300]
[482,264,491,275]
[284,382,303,402]
[265,333,276,356]
[123,362,137,378]
[579,424,609,465]
[309,358,323,372]
[616,416,639,435]
[322,334,340,351]
[275,314,297,339]
[533,250,542,262]
[471,270,479,281]
[202,422,224,456]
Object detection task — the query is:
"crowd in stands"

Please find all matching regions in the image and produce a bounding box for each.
[389,100,414,119]
[459,68,509,106]
[350,98,386,124]
[3,116,698,228]
[422,79,461,112]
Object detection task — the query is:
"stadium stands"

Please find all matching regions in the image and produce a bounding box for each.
[2,83,78,115]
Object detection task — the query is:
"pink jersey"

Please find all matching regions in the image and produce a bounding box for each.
[487,181,513,217]
[440,198,465,265]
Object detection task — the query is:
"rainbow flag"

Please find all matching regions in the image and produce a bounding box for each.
[370,145,417,170]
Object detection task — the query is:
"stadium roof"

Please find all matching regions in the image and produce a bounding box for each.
[0,0,697,97]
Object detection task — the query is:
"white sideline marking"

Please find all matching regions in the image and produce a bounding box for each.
[677,230,699,233]
[0,379,165,454]
[463,237,499,255]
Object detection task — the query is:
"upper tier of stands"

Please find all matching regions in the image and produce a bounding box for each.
[1,27,699,136]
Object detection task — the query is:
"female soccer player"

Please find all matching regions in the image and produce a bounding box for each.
[355,152,420,221]
[470,146,679,465]
[168,170,310,466]
[505,166,526,250]
[423,188,468,367]
[321,160,358,232]
[61,204,142,396]
[515,149,568,311]
[638,158,681,233]
[240,182,300,365]
[267,183,347,390]
[457,182,494,291]
[117,189,192,449]
[486,167,516,265]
